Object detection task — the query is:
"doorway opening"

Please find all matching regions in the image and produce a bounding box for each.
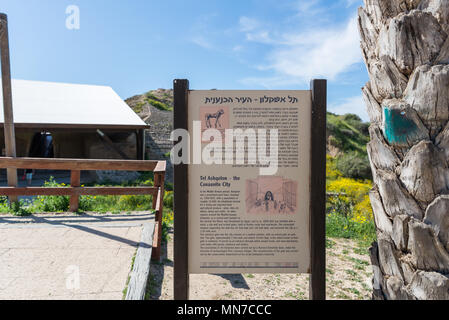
[28,132,54,158]
[22,132,55,185]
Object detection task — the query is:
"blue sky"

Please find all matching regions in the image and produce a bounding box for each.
[1,0,369,120]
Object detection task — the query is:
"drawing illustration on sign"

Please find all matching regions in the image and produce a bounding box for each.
[205,109,225,128]
[200,106,230,142]
[245,176,297,215]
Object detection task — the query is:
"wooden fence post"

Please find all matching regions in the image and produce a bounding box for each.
[151,171,164,261]
[69,170,80,212]
[0,13,18,203]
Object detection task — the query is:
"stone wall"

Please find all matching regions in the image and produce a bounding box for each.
[144,105,174,183]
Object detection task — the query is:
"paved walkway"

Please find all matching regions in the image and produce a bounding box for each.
[0,213,154,300]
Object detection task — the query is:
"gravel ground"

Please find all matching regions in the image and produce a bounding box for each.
[148,230,373,300]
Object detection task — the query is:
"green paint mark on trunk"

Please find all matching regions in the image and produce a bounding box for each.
[383,107,419,147]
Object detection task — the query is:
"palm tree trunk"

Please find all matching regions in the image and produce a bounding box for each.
[358,0,449,299]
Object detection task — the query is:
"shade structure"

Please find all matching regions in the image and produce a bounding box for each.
[0,79,148,130]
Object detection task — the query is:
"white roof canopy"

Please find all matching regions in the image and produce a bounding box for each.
[0,79,147,129]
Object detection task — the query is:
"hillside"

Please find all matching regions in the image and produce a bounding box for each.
[126,90,174,179]
[125,90,371,180]
[326,113,371,180]
[327,113,369,156]
[126,88,173,127]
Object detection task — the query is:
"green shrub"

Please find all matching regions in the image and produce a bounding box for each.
[336,152,372,180]
[163,191,173,209]
[35,177,70,212]
[326,211,376,242]
[0,196,10,214]
[146,98,172,111]
[146,93,159,100]
[117,195,153,211]
[165,182,173,192]
[133,101,145,114]
[79,195,119,213]
[327,112,369,155]
[326,159,375,242]
[162,208,173,243]
[351,121,369,136]
[1,173,176,219]
[342,114,362,122]
[9,199,33,216]
[78,194,153,213]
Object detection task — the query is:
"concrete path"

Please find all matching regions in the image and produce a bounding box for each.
[0,212,154,300]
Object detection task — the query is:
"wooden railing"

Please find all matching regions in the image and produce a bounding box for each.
[0,157,166,261]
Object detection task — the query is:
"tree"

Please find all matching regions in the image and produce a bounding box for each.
[358,1,449,299]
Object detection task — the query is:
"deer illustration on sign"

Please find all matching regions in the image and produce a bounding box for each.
[205,109,225,129]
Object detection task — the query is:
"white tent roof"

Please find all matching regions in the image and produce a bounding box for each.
[0,79,147,129]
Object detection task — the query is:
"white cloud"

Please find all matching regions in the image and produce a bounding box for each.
[242,15,362,86]
[239,16,260,32]
[246,30,276,44]
[329,95,369,121]
[295,0,325,16]
[239,17,280,45]
[189,13,219,50]
[191,36,213,49]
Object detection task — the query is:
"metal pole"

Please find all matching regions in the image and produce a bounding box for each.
[0,13,18,203]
